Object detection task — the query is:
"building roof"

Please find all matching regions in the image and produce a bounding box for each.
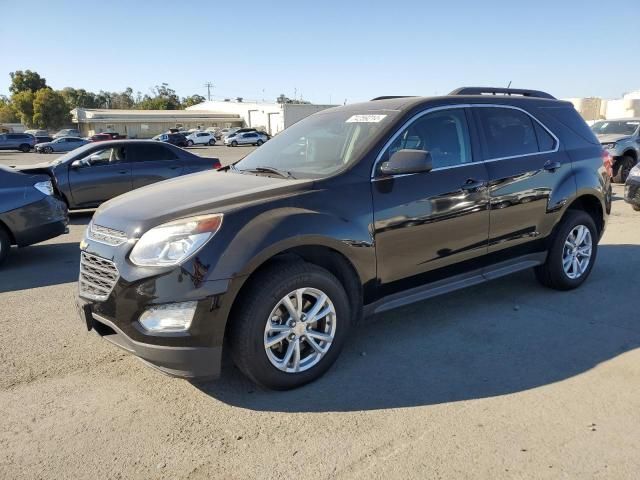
[71,108,241,123]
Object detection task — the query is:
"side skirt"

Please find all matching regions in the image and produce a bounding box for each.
[364,252,546,317]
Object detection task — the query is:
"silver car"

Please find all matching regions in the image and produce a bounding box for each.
[35,137,90,153]
[224,131,268,147]
[591,118,640,183]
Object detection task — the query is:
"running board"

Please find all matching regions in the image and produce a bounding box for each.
[366,253,546,316]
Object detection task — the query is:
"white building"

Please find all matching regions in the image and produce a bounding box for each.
[186,100,337,135]
[603,90,640,119]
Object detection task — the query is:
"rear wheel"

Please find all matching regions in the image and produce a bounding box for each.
[19,144,30,153]
[535,210,598,290]
[612,155,636,183]
[229,261,351,390]
[208,139,215,146]
[0,227,11,266]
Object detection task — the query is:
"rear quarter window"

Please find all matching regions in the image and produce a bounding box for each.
[539,106,600,145]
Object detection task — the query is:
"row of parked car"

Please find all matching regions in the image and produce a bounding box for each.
[152,127,271,148]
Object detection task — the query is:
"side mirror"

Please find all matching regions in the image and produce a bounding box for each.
[380,149,433,176]
[71,158,90,169]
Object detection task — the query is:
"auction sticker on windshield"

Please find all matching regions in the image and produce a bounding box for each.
[346,114,387,123]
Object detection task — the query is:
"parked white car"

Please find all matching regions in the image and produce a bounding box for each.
[185,131,216,146]
[224,131,268,147]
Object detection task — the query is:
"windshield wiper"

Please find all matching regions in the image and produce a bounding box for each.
[241,166,295,179]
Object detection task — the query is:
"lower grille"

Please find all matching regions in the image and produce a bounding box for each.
[79,252,119,301]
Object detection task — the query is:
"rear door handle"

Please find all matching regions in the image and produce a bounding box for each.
[543,160,561,172]
[461,179,487,192]
[118,170,128,174]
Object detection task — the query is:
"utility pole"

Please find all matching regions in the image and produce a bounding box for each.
[204,82,214,101]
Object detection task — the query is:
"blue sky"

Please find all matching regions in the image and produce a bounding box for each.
[1,0,638,103]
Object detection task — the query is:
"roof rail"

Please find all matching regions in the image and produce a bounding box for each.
[449,87,555,100]
[370,96,415,101]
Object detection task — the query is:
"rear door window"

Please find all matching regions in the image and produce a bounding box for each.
[475,107,540,159]
[131,144,178,161]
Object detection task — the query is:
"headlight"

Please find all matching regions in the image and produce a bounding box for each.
[601,142,616,149]
[129,213,223,267]
[34,180,54,196]
[629,164,640,179]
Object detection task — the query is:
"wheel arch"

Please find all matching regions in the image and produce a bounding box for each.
[622,149,638,162]
[564,193,605,237]
[0,218,16,245]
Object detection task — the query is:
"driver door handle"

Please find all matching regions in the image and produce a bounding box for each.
[461,179,487,192]
[118,170,128,174]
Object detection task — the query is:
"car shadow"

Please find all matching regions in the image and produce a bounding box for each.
[193,244,640,412]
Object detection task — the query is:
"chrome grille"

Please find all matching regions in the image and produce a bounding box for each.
[79,252,119,301]
[87,223,127,246]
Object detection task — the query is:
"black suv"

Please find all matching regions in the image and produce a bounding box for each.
[77,87,611,390]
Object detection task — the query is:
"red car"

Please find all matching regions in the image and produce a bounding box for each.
[90,133,127,142]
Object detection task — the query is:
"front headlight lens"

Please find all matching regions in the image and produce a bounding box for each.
[129,213,223,267]
[34,180,54,196]
[629,164,640,179]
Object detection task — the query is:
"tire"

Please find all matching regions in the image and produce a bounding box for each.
[187,140,194,147]
[229,261,352,390]
[535,210,598,290]
[633,205,640,212]
[0,227,11,266]
[44,146,53,154]
[231,140,238,147]
[612,155,636,183]
[256,139,264,146]
[19,144,31,153]
[208,139,215,146]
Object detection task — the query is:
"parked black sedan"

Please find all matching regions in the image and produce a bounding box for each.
[0,165,68,265]
[14,140,221,209]
[624,163,640,211]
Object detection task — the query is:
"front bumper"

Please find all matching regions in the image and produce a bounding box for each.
[625,177,640,207]
[77,299,222,378]
[76,238,237,379]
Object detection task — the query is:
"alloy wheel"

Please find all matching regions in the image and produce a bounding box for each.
[562,224,592,279]
[264,287,337,373]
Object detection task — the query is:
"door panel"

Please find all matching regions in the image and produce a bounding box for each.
[372,107,490,294]
[68,146,132,207]
[472,106,572,255]
[129,144,184,189]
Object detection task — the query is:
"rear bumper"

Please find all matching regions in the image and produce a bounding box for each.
[77,299,222,379]
[2,196,68,246]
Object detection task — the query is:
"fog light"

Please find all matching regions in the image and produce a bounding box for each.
[139,301,197,332]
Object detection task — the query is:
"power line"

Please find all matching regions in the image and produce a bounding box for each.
[204,82,214,101]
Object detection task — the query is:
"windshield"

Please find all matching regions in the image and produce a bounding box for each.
[235,109,399,178]
[591,120,640,135]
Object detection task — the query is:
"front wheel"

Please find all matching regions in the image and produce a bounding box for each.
[612,155,636,183]
[44,146,53,154]
[229,261,351,390]
[256,139,264,146]
[187,140,194,147]
[231,140,238,147]
[535,210,598,290]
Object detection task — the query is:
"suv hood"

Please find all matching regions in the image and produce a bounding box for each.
[595,133,631,143]
[92,170,313,236]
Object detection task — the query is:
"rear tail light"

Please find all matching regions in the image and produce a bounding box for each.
[213,160,221,169]
[602,150,613,177]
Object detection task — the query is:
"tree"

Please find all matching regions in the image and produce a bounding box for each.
[0,96,18,123]
[32,89,71,129]
[60,87,101,109]
[110,87,135,109]
[182,94,206,108]
[137,83,181,110]
[12,90,35,126]
[9,70,47,94]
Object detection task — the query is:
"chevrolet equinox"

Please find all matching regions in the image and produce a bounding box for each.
[77,87,612,390]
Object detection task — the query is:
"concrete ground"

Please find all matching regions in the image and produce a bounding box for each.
[0,146,639,479]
